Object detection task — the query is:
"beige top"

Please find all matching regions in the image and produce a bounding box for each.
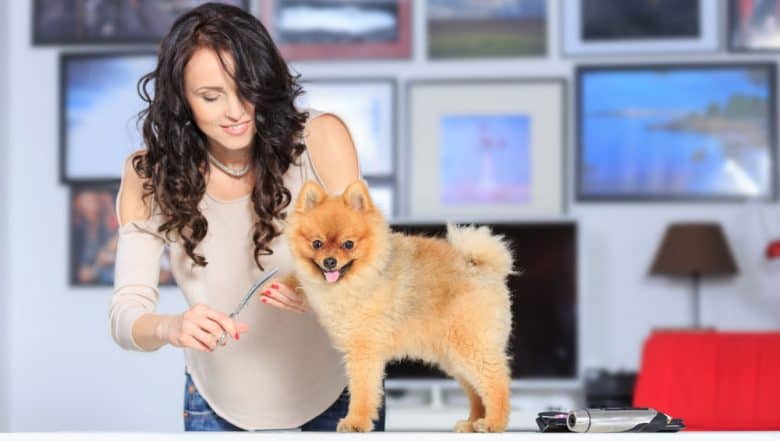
[108,108,350,430]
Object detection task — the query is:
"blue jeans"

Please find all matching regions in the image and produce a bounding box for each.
[183,371,386,431]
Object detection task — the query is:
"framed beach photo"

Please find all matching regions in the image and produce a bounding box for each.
[729,0,780,52]
[407,79,565,220]
[70,182,175,287]
[562,0,718,55]
[33,0,248,45]
[576,63,777,201]
[258,0,412,60]
[60,52,156,184]
[426,0,547,59]
[298,78,396,176]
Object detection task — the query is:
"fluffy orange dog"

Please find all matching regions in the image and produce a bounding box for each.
[285,179,515,432]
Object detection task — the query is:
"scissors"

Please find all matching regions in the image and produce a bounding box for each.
[217,267,279,346]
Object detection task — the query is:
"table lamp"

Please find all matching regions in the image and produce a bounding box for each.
[649,222,738,328]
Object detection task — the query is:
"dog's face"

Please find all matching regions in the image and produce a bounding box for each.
[286,180,386,285]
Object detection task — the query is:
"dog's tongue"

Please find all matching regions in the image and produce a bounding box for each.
[324,271,341,283]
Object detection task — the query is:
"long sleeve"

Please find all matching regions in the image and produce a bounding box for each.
[108,154,167,352]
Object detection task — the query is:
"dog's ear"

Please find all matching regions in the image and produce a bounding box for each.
[296,180,326,213]
[342,180,374,212]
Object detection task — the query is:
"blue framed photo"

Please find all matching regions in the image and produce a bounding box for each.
[298,78,396,177]
[577,63,777,201]
[60,52,156,184]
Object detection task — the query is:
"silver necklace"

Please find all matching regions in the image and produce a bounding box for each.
[207,151,251,177]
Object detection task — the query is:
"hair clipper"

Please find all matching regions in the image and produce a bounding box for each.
[565,407,685,433]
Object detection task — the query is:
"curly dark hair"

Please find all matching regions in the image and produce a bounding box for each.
[133,2,307,271]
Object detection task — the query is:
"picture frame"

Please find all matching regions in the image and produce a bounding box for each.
[728,0,780,52]
[59,51,156,184]
[258,0,412,60]
[69,181,175,287]
[426,0,547,59]
[298,78,396,176]
[406,79,565,220]
[33,0,249,45]
[576,63,777,201]
[561,0,718,56]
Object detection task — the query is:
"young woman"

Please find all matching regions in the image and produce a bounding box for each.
[109,3,385,432]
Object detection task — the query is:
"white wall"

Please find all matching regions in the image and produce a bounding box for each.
[0,0,10,432]
[6,0,780,432]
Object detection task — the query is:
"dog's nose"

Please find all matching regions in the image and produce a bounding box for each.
[323,257,337,269]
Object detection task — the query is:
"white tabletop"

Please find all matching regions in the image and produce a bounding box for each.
[1,432,778,440]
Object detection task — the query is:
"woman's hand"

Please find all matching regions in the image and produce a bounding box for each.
[157,304,249,352]
[259,280,309,313]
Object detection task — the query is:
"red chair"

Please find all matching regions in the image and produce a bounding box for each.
[633,330,780,430]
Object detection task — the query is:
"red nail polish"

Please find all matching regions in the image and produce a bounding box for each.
[271,283,279,289]
[236,333,240,340]
[263,290,270,296]
[262,298,267,303]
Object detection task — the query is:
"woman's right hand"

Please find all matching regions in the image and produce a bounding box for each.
[157,304,249,352]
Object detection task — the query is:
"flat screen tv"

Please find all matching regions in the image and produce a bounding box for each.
[384,221,578,380]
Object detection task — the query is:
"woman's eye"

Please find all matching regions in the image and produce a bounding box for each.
[203,95,218,102]
[342,240,354,250]
[312,240,323,249]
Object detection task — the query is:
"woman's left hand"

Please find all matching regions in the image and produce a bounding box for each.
[259,280,309,313]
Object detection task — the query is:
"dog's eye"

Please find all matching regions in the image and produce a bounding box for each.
[342,240,354,250]
[312,240,323,249]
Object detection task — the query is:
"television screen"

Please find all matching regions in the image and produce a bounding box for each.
[385,221,578,379]
[577,64,776,200]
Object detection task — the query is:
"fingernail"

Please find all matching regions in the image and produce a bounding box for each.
[271,283,279,289]
[234,333,239,340]
[262,298,267,303]
[263,290,270,296]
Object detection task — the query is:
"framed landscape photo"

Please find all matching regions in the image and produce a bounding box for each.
[258,0,412,60]
[407,79,565,220]
[298,78,396,176]
[426,0,546,59]
[34,0,248,45]
[728,0,780,52]
[60,51,156,184]
[70,182,175,287]
[562,0,718,55]
[577,63,777,201]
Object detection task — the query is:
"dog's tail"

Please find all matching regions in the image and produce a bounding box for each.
[446,223,516,277]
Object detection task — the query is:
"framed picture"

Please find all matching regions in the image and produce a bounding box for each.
[407,79,565,220]
[729,0,780,52]
[298,78,396,176]
[258,0,412,60]
[426,0,547,59]
[70,182,175,287]
[562,0,718,55]
[577,63,777,201]
[34,0,248,45]
[60,51,156,184]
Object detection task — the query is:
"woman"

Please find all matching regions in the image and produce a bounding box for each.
[108,2,386,432]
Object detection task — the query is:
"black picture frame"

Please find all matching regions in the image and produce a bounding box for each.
[33,0,250,45]
[59,50,157,185]
[575,62,778,202]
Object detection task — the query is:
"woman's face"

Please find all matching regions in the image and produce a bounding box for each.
[184,47,257,152]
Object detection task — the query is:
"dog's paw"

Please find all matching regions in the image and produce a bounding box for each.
[337,416,374,432]
[454,419,475,433]
[473,417,507,433]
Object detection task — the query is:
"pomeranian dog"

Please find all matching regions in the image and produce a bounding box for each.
[284,179,515,433]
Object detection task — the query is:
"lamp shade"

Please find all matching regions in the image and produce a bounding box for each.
[650,222,738,276]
